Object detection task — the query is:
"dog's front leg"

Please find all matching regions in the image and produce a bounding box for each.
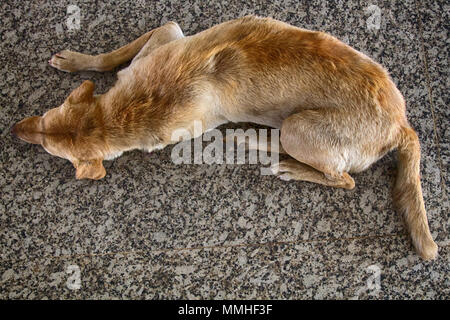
[49,22,184,72]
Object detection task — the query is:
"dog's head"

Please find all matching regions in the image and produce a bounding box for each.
[11,80,107,180]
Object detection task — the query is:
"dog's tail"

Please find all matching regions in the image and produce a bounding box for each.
[393,126,438,260]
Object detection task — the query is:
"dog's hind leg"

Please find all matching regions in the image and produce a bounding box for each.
[223,130,287,154]
[49,22,184,72]
[275,108,387,189]
[271,158,355,189]
[131,21,184,63]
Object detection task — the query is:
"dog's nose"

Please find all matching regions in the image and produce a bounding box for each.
[10,124,18,137]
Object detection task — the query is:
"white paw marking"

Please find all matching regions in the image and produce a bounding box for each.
[270,163,280,175]
[279,173,292,181]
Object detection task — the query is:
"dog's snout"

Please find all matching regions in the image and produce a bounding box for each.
[10,124,18,137]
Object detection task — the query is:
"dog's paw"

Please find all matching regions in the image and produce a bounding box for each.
[49,50,89,72]
[270,162,294,181]
[270,163,280,175]
[416,238,439,261]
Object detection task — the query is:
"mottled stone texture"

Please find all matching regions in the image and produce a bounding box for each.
[0,0,448,299]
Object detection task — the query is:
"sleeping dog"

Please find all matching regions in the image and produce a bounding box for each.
[11,16,438,260]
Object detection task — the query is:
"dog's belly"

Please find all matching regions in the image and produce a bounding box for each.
[199,84,306,129]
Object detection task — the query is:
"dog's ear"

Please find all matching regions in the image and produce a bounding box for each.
[11,116,44,144]
[68,80,95,104]
[74,158,106,180]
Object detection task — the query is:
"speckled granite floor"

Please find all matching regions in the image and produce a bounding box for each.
[0,0,448,299]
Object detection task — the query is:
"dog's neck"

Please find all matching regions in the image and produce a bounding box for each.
[97,78,164,156]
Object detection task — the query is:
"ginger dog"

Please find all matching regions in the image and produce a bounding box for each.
[11,16,437,260]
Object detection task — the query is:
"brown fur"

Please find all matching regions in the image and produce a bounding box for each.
[11,16,437,260]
